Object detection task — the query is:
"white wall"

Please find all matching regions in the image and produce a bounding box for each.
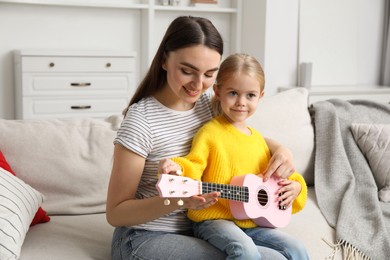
[263,0,299,95]
[242,0,300,96]
[0,3,140,119]
[0,1,238,119]
[299,0,385,86]
[241,0,266,65]
[0,0,386,118]
[241,0,385,96]
[356,0,385,85]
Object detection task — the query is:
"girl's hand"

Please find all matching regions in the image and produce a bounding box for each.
[158,159,182,175]
[276,179,301,209]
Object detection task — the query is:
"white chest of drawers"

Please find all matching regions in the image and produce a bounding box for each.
[14,50,136,119]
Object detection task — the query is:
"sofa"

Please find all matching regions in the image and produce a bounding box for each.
[1,87,388,260]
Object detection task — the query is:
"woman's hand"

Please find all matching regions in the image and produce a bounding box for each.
[181,192,219,210]
[158,159,182,175]
[263,138,295,181]
[277,179,301,209]
[158,159,219,210]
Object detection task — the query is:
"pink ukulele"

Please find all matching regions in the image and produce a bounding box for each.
[156,174,291,228]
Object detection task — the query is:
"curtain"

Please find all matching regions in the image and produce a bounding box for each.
[381,0,390,86]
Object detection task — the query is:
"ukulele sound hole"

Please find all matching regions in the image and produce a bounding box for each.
[258,189,268,206]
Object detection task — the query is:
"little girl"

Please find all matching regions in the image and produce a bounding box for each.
[159,53,309,259]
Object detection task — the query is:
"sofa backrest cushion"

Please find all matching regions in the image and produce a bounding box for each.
[247,88,315,185]
[0,115,121,215]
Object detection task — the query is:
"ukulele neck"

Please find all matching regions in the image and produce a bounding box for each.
[201,182,249,202]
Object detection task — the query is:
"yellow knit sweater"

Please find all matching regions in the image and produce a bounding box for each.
[172,115,308,228]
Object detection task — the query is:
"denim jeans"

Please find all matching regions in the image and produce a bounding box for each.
[111,227,225,260]
[111,226,296,260]
[193,220,309,260]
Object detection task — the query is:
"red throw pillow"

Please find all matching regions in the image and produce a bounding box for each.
[0,150,50,226]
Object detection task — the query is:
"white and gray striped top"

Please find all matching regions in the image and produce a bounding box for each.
[114,92,213,232]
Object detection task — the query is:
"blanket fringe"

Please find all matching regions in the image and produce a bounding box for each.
[322,238,371,260]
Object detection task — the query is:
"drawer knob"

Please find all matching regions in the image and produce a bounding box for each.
[70,105,92,110]
[106,62,111,68]
[70,82,91,87]
[49,62,55,68]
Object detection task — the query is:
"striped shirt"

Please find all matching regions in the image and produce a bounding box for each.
[114,92,213,232]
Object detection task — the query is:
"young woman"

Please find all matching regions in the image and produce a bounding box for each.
[159,53,309,259]
[106,16,297,260]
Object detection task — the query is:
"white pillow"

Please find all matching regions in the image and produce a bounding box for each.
[247,88,315,185]
[350,123,390,202]
[0,167,44,260]
[0,115,121,215]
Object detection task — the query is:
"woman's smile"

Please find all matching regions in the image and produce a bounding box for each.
[183,86,201,97]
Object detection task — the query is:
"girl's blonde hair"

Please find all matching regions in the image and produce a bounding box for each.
[212,53,265,116]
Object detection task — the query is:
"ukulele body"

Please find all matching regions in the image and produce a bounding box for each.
[229,174,291,228]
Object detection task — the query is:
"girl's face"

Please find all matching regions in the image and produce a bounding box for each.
[160,45,221,111]
[215,73,264,128]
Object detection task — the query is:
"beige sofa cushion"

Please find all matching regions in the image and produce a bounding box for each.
[0,115,121,215]
[247,88,315,185]
[21,214,114,260]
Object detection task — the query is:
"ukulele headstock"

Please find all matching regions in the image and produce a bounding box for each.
[156,174,199,198]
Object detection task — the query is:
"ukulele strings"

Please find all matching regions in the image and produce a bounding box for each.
[201,183,273,203]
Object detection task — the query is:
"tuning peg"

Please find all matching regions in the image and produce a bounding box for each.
[164,199,170,206]
[177,199,184,206]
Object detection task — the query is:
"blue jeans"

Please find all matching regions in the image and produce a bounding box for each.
[111,226,291,260]
[193,220,309,260]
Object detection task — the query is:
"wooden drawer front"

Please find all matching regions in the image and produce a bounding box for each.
[21,56,135,72]
[23,97,128,119]
[23,74,132,95]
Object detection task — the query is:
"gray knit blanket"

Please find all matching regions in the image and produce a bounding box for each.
[310,99,390,259]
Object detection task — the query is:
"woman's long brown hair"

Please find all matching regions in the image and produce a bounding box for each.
[123,16,224,116]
